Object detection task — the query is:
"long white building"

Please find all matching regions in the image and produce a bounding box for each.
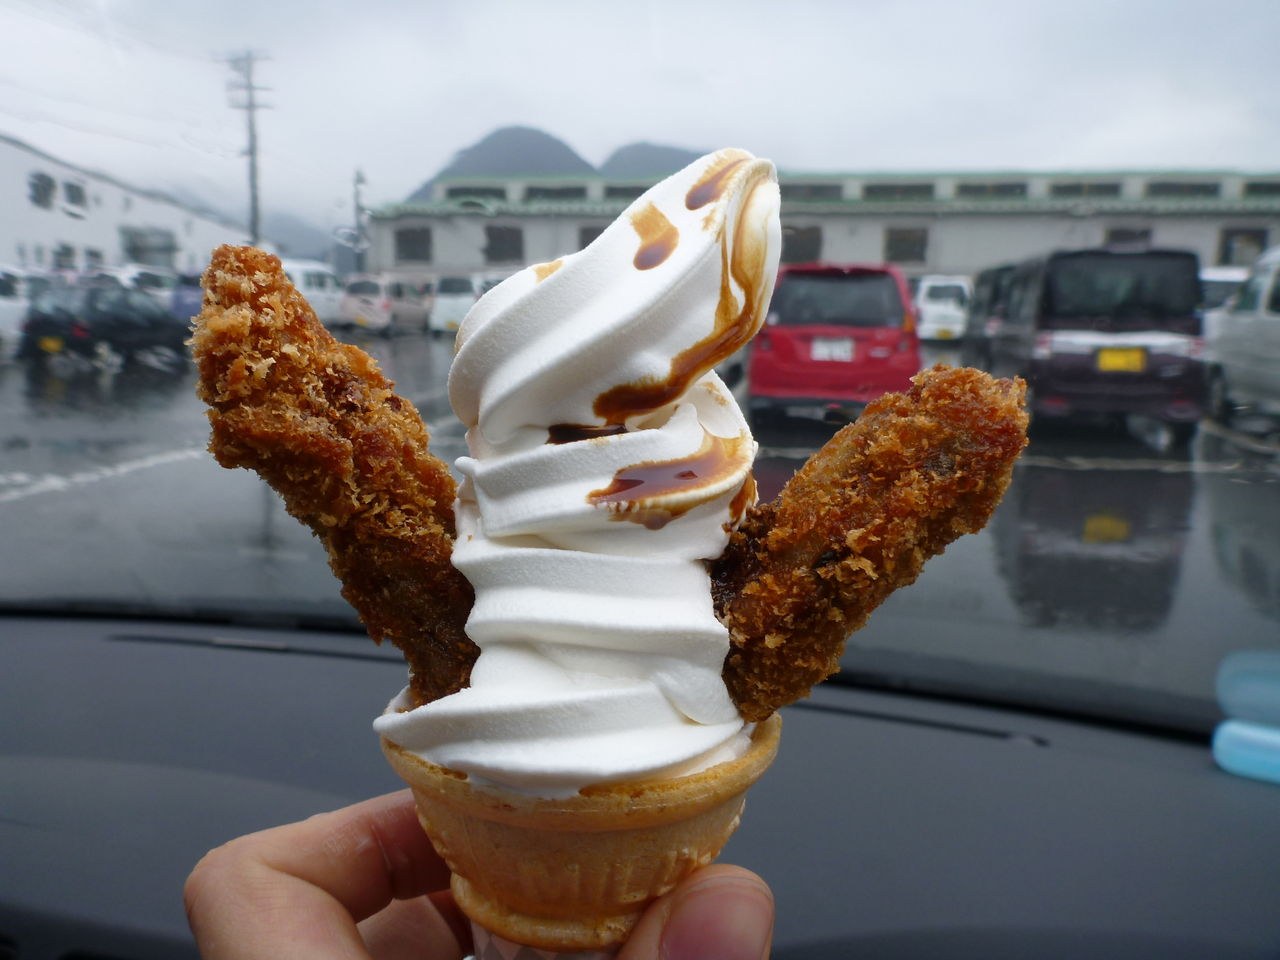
[367,165,1280,282]
[1,132,244,275]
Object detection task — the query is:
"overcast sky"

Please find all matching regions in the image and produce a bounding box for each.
[2,0,1278,235]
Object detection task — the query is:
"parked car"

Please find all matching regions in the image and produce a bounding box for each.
[962,263,1015,368]
[1201,264,1250,347]
[428,273,481,336]
[986,247,1206,442]
[339,274,431,333]
[169,273,204,324]
[17,283,190,369]
[82,264,179,306]
[1207,245,1280,421]
[279,258,344,327]
[0,265,50,361]
[747,262,919,423]
[914,274,972,341]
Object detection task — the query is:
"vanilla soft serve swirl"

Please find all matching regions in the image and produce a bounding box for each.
[374,150,781,795]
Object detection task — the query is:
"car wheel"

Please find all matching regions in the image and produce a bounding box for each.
[1168,421,1198,448]
[1207,370,1236,425]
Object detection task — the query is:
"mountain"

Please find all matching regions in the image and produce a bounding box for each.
[599,142,705,179]
[407,126,595,201]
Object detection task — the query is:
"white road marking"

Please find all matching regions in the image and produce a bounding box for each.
[0,447,205,505]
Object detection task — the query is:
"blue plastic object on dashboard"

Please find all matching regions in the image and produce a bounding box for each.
[1213,720,1280,787]
[1216,650,1280,726]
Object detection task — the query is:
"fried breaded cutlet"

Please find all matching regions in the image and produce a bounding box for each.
[712,366,1028,721]
[191,245,477,705]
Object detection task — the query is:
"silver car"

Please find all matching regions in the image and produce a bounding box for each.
[1208,245,1280,421]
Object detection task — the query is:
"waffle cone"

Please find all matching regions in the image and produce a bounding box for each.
[380,713,780,952]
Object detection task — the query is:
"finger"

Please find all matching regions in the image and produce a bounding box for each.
[357,892,470,960]
[618,865,774,960]
[185,791,462,960]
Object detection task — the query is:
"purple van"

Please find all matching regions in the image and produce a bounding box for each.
[988,247,1206,443]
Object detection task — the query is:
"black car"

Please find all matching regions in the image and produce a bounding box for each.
[18,284,190,368]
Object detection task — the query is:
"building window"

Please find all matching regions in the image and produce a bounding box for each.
[884,227,928,263]
[84,248,104,268]
[781,226,822,263]
[955,181,1028,199]
[29,172,55,209]
[53,244,76,270]
[1105,227,1152,246]
[1243,181,1280,198]
[780,183,842,201]
[524,185,587,201]
[578,225,605,249]
[395,227,433,262]
[1218,228,1268,267]
[1145,180,1220,198]
[605,185,646,200]
[862,183,934,201]
[484,225,524,264]
[1050,181,1122,198]
[446,185,507,200]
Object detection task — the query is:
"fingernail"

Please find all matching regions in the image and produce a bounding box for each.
[660,874,774,960]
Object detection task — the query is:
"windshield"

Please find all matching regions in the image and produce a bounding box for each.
[1202,278,1242,308]
[923,283,968,305]
[1045,253,1201,321]
[437,276,474,294]
[772,273,904,327]
[0,2,1277,749]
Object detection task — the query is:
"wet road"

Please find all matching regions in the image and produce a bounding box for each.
[2,333,1278,734]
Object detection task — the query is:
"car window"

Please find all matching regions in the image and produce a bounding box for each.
[771,273,904,327]
[345,280,380,295]
[1045,253,1199,320]
[924,283,968,305]
[437,277,474,294]
[1232,271,1267,312]
[1266,270,1280,315]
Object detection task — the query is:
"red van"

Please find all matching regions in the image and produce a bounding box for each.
[747,262,920,422]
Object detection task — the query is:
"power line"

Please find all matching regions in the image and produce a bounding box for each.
[225,51,271,245]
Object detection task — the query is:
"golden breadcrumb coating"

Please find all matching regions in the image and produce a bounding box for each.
[190,245,477,705]
[713,365,1028,721]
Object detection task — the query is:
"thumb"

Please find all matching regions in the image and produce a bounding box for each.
[618,865,774,960]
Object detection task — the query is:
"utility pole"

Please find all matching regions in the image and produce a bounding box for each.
[226,51,270,246]
[353,168,366,273]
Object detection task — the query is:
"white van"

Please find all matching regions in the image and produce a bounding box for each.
[915,275,972,341]
[280,259,344,326]
[1208,246,1280,420]
[427,274,480,337]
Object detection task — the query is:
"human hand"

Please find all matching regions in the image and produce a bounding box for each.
[184,790,774,960]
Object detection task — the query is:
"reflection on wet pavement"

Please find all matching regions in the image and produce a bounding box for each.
[2,332,1278,734]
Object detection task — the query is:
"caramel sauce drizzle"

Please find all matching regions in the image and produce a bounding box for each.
[685,152,750,210]
[630,203,679,271]
[546,423,629,445]
[532,259,563,282]
[593,159,772,427]
[727,473,757,526]
[588,432,749,530]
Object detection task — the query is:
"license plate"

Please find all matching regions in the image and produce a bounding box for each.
[38,336,64,354]
[355,315,368,327]
[811,337,853,362]
[937,329,955,340]
[1082,512,1131,544]
[1096,347,1146,372]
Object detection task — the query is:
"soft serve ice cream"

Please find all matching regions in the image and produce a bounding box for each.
[375,150,781,796]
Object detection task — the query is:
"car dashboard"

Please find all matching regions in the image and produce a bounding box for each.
[3,614,1279,960]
